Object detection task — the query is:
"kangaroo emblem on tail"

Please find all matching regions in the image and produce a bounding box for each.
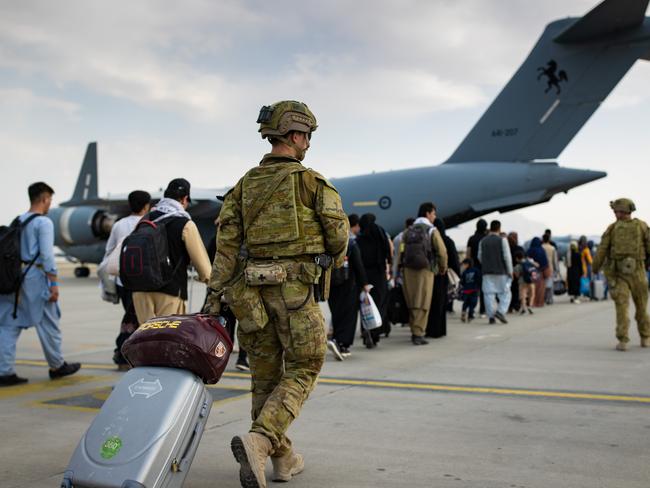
[537,60,568,94]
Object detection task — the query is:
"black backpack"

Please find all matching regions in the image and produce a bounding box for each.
[521,260,539,284]
[401,225,433,270]
[119,217,178,291]
[0,214,41,318]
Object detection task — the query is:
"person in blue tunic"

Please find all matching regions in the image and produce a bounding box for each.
[0,182,80,387]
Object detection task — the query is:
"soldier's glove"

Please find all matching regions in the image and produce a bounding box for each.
[202,288,223,315]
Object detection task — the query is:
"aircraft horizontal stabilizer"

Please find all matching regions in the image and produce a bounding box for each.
[555,0,650,43]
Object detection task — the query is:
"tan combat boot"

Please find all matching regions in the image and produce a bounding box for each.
[231,432,273,488]
[616,341,627,351]
[271,451,305,482]
[641,337,649,348]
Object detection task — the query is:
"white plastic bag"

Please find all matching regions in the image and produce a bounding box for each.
[101,237,125,277]
[359,290,382,330]
[97,265,119,304]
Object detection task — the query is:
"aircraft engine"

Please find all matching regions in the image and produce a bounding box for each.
[48,207,114,247]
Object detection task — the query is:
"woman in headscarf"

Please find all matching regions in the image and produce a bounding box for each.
[578,235,593,298]
[355,213,391,347]
[527,237,549,307]
[507,232,524,312]
[425,218,460,338]
[566,240,582,303]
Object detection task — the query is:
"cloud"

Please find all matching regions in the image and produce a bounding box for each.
[0,0,261,120]
[0,0,514,122]
[0,88,80,117]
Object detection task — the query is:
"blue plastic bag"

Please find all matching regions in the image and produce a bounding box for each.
[580,276,591,296]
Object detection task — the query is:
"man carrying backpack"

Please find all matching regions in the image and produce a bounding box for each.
[127,179,211,324]
[0,182,80,387]
[101,190,151,370]
[399,202,448,345]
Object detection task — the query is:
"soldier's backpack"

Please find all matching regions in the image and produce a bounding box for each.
[521,259,539,284]
[0,214,41,318]
[401,224,433,270]
[119,217,179,291]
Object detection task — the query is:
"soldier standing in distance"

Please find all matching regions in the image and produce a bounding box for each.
[592,198,650,351]
[205,101,348,488]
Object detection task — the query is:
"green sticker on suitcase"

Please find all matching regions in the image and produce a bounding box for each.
[100,436,123,459]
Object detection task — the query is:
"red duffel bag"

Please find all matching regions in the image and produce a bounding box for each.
[121,313,233,384]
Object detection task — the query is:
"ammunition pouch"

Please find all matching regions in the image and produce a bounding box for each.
[223,274,269,333]
[297,262,321,285]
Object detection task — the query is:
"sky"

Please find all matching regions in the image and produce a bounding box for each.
[1,0,649,246]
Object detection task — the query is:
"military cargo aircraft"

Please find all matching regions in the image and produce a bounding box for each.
[48,0,650,276]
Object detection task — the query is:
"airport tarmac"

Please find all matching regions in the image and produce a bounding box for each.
[2,275,650,488]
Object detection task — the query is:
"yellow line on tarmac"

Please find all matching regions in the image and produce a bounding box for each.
[16,359,116,371]
[14,359,650,405]
[315,378,650,404]
[0,375,105,400]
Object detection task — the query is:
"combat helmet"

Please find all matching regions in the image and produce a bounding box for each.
[257,101,317,139]
[610,198,636,213]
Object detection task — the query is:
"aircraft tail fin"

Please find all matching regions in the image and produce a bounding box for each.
[69,142,98,203]
[446,0,650,163]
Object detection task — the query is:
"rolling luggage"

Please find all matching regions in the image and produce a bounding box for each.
[387,284,409,325]
[592,277,606,300]
[61,367,212,488]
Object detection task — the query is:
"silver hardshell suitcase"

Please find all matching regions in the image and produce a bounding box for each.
[61,367,212,488]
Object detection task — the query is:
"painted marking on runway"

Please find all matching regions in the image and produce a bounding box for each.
[15,359,650,406]
[16,359,116,370]
[31,385,250,412]
[0,375,104,400]
[315,378,650,405]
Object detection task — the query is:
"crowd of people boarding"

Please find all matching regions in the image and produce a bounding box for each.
[324,203,610,361]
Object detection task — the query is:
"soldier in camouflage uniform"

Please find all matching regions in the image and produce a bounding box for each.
[206,101,348,488]
[593,198,650,351]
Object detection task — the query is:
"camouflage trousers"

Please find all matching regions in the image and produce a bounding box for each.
[237,278,326,457]
[607,268,650,343]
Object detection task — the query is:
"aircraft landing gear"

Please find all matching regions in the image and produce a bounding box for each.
[74,266,91,278]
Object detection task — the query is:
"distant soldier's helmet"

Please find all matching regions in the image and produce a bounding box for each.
[257,101,318,139]
[610,198,636,213]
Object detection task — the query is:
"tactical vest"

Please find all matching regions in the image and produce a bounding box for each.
[241,162,325,259]
[610,219,644,260]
